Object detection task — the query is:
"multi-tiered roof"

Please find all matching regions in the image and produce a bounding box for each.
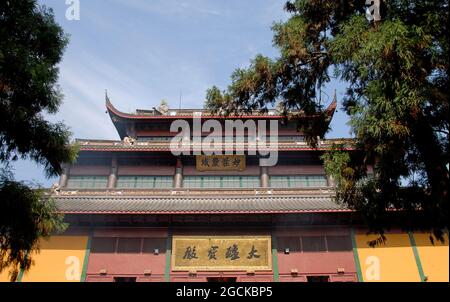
[50,96,356,217]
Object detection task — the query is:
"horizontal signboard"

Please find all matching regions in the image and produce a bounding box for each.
[172,236,271,271]
[196,155,246,171]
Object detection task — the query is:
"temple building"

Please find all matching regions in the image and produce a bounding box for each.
[1,97,448,283]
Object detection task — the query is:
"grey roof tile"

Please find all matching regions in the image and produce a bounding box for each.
[52,194,349,214]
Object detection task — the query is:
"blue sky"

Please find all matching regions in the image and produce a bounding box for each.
[11,0,351,187]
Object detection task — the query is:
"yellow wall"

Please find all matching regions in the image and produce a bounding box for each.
[355,233,421,282]
[0,254,22,282]
[413,233,449,282]
[3,232,448,282]
[20,236,88,282]
[0,264,14,282]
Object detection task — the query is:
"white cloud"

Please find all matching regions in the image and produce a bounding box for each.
[52,51,148,140]
[53,46,214,139]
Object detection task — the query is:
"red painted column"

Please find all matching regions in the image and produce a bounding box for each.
[58,163,71,188]
[260,166,269,188]
[107,156,118,189]
[174,157,183,189]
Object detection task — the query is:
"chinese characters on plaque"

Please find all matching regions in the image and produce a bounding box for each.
[196,155,245,171]
[172,236,271,271]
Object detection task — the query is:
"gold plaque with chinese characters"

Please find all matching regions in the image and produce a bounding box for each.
[171,236,272,271]
[195,155,245,171]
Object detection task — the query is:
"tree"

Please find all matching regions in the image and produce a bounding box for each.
[205,0,449,242]
[0,0,77,280]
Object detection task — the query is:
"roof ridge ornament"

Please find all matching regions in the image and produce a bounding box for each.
[156,99,169,115]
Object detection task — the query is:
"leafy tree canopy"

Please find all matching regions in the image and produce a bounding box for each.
[0,0,76,280]
[0,168,66,281]
[205,0,449,242]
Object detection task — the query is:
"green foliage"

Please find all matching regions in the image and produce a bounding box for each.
[0,0,76,280]
[0,169,67,281]
[321,145,351,184]
[204,1,337,146]
[328,1,449,241]
[207,0,449,240]
[0,0,77,177]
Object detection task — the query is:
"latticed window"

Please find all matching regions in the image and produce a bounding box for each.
[221,176,240,188]
[66,176,108,189]
[137,136,173,141]
[277,136,304,142]
[182,176,203,188]
[183,176,260,188]
[240,176,260,188]
[201,176,221,188]
[305,175,328,187]
[269,175,327,188]
[326,235,352,251]
[269,175,290,188]
[90,237,117,253]
[277,235,352,252]
[116,176,173,189]
[90,237,167,254]
[302,236,327,252]
[153,176,174,188]
[277,237,301,252]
